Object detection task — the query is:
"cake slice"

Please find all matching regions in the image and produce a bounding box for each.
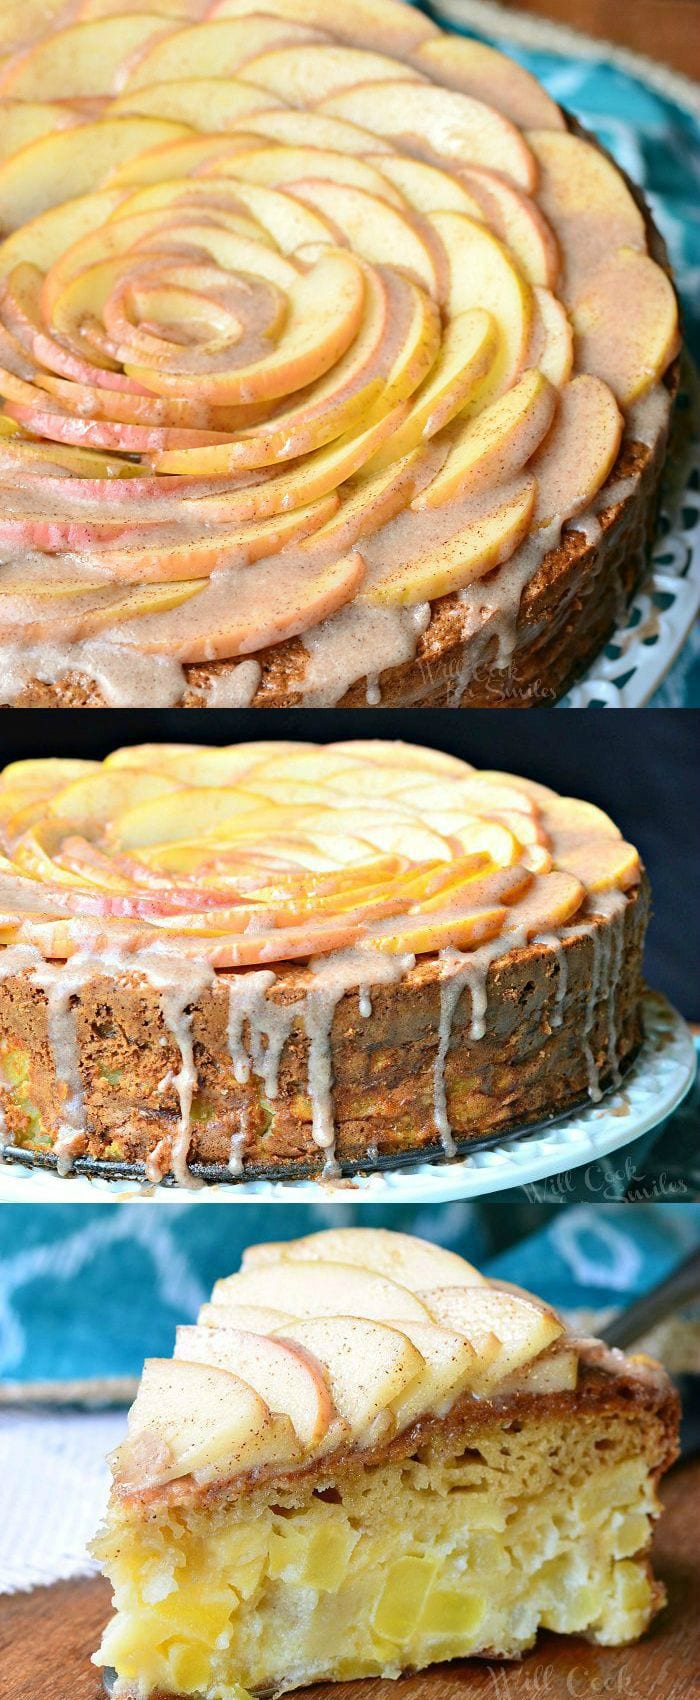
[94,1227,679,1696]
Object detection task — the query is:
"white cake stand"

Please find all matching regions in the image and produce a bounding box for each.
[0,992,694,1204]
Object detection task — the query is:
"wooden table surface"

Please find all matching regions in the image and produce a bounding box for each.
[501,0,700,83]
[2,1457,700,1700]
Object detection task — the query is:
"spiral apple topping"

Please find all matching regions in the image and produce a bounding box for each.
[0,0,679,700]
[0,741,640,969]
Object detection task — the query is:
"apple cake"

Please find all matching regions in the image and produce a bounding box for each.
[93,1226,680,1697]
[0,739,648,1184]
[0,0,680,708]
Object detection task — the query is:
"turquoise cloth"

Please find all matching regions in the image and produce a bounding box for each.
[0,1201,698,1386]
[421,2,700,702]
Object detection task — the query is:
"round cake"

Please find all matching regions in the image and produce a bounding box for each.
[0,0,680,708]
[0,740,648,1184]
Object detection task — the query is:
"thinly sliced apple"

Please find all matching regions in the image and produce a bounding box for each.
[207,0,438,55]
[0,119,189,229]
[0,101,79,164]
[47,769,182,828]
[459,167,560,289]
[414,369,555,508]
[412,37,565,131]
[107,133,259,186]
[174,1324,335,1449]
[392,1321,479,1426]
[0,15,174,99]
[526,285,573,388]
[217,1262,431,1322]
[295,181,441,300]
[129,248,365,405]
[527,129,647,301]
[112,1357,301,1491]
[375,155,483,219]
[108,551,366,661]
[323,81,536,191]
[85,496,340,582]
[226,106,394,156]
[155,398,406,500]
[0,191,128,281]
[430,212,532,398]
[572,248,679,405]
[109,76,284,127]
[124,16,327,88]
[532,374,622,525]
[274,1317,424,1445]
[501,870,585,935]
[204,143,406,205]
[423,1286,565,1393]
[555,841,640,892]
[76,0,199,14]
[364,907,506,957]
[244,1227,486,1291]
[238,43,422,105]
[200,1300,295,1331]
[365,478,536,604]
[0,0,67,53]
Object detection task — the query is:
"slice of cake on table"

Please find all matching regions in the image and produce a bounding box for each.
[94,1227,679,1696]
[0,740,648,1183]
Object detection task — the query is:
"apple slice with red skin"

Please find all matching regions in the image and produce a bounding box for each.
[412,37,565,131]
[206,0,438,55]
[526,286,573,389]
[0,493,339,568]
[245,1227,486,1291]
[322,81,536,191]
[532,373,623,526]
[458,167,560,289]
[112,1357,302,1492]
[0,15,176,100]
[174,1324,335,1451]
[0,118,190,231]
[413,369,556,509]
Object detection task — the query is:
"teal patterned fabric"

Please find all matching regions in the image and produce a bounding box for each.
[0,1201,698,1387]
[422,2,700,703]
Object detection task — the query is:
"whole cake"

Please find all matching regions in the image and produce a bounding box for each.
[0,740,648,1184]
[93,1226,680,1696]
[0,0,679,708]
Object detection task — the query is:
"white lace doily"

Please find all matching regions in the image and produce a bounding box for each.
[0,993,694,1204]
[560,436,700,706]
[0,1408,123,1592]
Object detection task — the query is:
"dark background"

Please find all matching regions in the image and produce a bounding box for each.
[0,708,697,1017]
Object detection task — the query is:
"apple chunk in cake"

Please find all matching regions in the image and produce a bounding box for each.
[93,1229,679,1698]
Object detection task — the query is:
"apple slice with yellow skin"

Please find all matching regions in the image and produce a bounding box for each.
[226,106,395,157]
[208,0,438,54]
[191,176,339,252]
[572,248,679,406]
[413,38,565,131]
[0,118,189,230]
[76,0,200,15]
[526,285,573,388]
[0,191,129,281]
[423,1287,565,1395]
[274,1317,424,1448]
[47,768,182,829]
[128,248,365,405]
[391,1320,480,1426]
[105,786,266,849]
[192,267,390,469]
[430,212,533,401]
[86,495,340,582]
[541,795,621,842]
[555,841,640,893]
[245,1227,486,1291]
[112,1357,302,1492]
[374,155,482,220]
[0,437,146,478]
[527,130,647,302]
[107,133,261,188]
[109,76,285,127]
[0,16,175,99]
[502,870,585,937]
[174,1324,335,1451]
[366,907,507,957]
[291,180,441,300]
[123,16,327,89]
[323,81,536,191]
[238,43,422,106]
[156,397,407,504]
[0,101,80,164]
[9,580,205,646]
[300,450,428,559]
[365,478,537,605]
[414,369,556,509]
[532,374,622,526]
[0,0,68,53]
[459,167,560,289]
[0,414,19,437]
[220,1262,431,1323]
[202,143,406,206]
[107,551,366,661]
